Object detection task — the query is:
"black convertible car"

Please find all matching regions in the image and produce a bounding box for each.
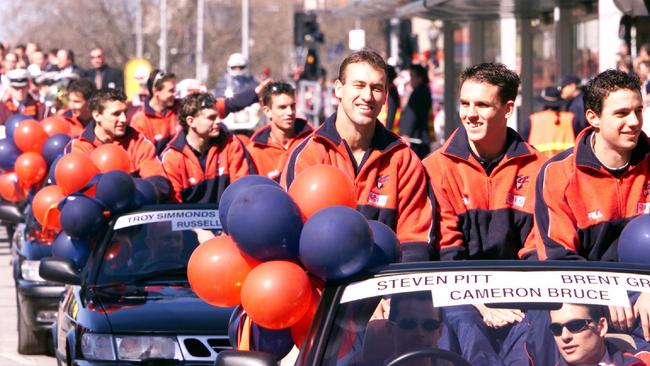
[40,205,233,365]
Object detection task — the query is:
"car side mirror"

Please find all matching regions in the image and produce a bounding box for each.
[214,350,278,366]
[40,257,81,285]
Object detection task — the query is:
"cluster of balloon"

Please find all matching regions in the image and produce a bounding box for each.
[188,165,402,351]
[0,114,71,202]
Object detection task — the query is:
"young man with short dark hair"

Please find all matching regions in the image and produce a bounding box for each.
[535,69,650,344]
[281,49,434,262]
[247,82,312,181]
[423,62,548,365]
[161,92,255,203]
[62,78,96,136]
[67,89,170,200]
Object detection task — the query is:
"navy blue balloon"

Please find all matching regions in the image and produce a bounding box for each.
[300,206,373,280]
[133,178,158,207]
[96,171,136,214]
[227,185,302,261]
[619,214,650,264]
[60,195,107,239]
[219,175,280,234]
[5,114,31,141]
[47,155,63,185]
[365,220,402,268]
[41,134,71,166]
[0,138,21,171]
[227,306,293,358]
[52,232,91,269]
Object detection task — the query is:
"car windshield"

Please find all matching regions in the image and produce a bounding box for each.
[94,209,220,286]
[319,267,650,366]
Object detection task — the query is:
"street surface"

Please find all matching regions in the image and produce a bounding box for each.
[0,227,56,365]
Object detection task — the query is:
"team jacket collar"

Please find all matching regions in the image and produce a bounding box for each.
[143,97,173,118]
[250,118,313,146]
[575,127,650,171]
[80,120,138,146]
[443,126,533,161]
[168,128,229,152]
[313,113,404,154]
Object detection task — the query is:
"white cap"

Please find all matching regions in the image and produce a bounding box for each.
[7,68,30,88]
[227,53,247,68]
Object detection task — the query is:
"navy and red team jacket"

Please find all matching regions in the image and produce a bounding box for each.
[535,128,650,261]
[246,118,313,181]
[423,127,547,261]
[161,128,256,204]
[281,113,435,262]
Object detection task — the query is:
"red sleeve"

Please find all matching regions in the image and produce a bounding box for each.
[161,149,184,203]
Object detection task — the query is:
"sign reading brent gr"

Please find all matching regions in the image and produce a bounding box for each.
[341,270,650,307]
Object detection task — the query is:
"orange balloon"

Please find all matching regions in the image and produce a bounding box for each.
[54,152,100,195]
[0,172,26,202]
[241,261,312,329]
[291,286,321,348]
[41,116,71,136]
[14,152,47,187]
[14,120,48,153]
[188,235,260,307]
[288,164,357,221]
[90,144,131,173]
[32,185,65,231]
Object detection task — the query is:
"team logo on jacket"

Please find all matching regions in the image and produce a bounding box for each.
[515,175,529,190]
[638,202,650,214]
[506,193,525,208]
[368,191,388,207]
[376,175,389,189]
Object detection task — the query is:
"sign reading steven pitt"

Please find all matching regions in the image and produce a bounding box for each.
[340,270,650,307]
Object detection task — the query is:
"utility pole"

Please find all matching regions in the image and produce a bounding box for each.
[242,0,250,61]
[135,0,143,58]
[159,0,168,70]
[196,0,205,81]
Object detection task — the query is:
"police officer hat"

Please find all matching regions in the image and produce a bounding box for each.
[7,68,30,88]
[536,86,566,108]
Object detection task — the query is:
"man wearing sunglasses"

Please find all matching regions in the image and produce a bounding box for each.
[382,292,447,366]
[247,82,312,181]
[161,92,255,203]
[130,69,269,156]
[549,303,644,365]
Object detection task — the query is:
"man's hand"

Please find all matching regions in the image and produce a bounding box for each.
[474,304,524,329]
[254,79,273,97]
[608,303,635,333]
[634,292,650,341]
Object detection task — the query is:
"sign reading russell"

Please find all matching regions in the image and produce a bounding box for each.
[340,271,650,307]
[114,210,221,231]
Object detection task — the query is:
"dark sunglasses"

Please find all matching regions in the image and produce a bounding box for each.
[199,95,216,110]
[268,82,294,94]
[152,70,167,88]
[397,318,441,332]
[549,319,593,336]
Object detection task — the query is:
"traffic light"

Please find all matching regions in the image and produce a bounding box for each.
[294,12,324,46]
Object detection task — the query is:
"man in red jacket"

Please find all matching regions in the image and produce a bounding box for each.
[281,49,434,262]
[247,82,312,181]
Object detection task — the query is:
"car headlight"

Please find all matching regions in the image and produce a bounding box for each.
[20,259,45,282]
[81,333,116,361]
[116,336,182,361]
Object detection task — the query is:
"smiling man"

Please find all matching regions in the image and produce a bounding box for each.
[68,88,170,201]
[422,63,548,365]
[534,69,650,347]
[281,49,434,262]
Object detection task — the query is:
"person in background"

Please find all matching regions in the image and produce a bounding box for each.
[559,75,588,136]
[62,78,97,137]
[400,64,432,159]
[247,82,312,181]
[378,65,400,133]
[83,47,124,91]
[521,86,576,158]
